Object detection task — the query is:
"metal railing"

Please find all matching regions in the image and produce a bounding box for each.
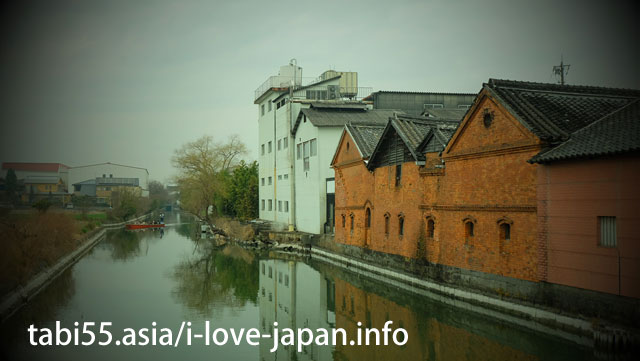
[292,86,373,101]
[255,76,370,101]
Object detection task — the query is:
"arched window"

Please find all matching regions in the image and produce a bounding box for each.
[365,208,371,228]
[497,217,513,241]
[384,213,390,236]
[341,214,346,228]
[463,217,476,239]
[426,218,435,238]
[398,214,405,237]
[500,223,511,240]
[465,221,474,237]
[350,214,354,234]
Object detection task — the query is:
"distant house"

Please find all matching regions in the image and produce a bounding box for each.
[95,177,141,206]
[1,162,70,189]
[21,176,69,204]
[72,179,97,197]
[68,162,149,197]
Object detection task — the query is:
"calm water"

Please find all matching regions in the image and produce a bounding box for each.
[0,212,596,361]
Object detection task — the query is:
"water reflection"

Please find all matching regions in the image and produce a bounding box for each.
[170,243,259,318]
[256,258,596,361]
[0,269,76,360]
[0,212,597,361]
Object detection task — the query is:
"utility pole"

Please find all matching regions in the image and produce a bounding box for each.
[553,56,570,85]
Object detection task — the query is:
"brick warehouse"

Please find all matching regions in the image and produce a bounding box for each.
[332,79,640,299]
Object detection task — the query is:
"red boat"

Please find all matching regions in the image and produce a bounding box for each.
[126,224,165,230]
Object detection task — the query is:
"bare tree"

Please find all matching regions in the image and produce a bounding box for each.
[172,135,248,224]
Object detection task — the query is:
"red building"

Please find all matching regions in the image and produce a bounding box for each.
[333,79,640,297]
[531,100,640,298]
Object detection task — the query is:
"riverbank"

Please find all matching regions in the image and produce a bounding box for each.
[240,230,639,353]
[0,213,150,321]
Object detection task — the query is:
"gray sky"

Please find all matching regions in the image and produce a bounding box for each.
[1,0,638,182]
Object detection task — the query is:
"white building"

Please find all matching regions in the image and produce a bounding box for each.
[68,162,149,197]
[256,62,391,234]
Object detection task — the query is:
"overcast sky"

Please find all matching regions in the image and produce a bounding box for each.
[0,0,638,182]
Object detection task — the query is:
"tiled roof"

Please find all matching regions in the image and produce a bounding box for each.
[530,99,640,163]
[419,124,459,154]
[368,115,460,168]
[2,162,69,172]
[422,108,468,120]
[487,79,640,141]
[310,102,368,110]
[345,123,386,159]
[372,90,476,96]
[293,106,397,135]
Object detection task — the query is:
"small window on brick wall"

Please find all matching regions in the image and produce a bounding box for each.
[598,216,617,248]
[365,208,371,228]
[499,223,511,240]
[384,213,390,236]
[350,214,354,235]
[464,221,474,238]
[342,214,346,228]
[398,214,405,237]
[426,218,435,238]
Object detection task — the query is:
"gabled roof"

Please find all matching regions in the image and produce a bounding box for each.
[530,99,640,163]
[24,176,61,184]
[2,162,69,172]
[292,104,396,135]
[418,124,459,154]
[345,123,386,159]
[486,79,640,142]
[367,115,460,170]
[70,162,149,174]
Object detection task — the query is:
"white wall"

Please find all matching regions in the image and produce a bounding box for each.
[256,71,342,233]
[257,92,296,227]
[68,163,149,196]
[294,122,343,234]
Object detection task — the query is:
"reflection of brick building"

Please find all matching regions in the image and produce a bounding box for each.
[332,276,538,361]
[333,79,640,294]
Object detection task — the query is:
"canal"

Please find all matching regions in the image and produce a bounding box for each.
[1,212,597,360]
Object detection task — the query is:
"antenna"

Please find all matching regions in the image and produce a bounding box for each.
[552,56,570,85]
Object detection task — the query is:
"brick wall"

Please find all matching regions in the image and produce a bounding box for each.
[334,90,545,283]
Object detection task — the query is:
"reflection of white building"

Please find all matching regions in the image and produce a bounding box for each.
[258,259,335,361]
[68,162,149,197]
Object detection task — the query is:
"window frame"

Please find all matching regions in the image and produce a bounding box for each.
[395,164,402,187]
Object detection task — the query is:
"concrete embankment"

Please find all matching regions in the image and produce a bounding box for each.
[0,213,149,322]
[257,231,639,352]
